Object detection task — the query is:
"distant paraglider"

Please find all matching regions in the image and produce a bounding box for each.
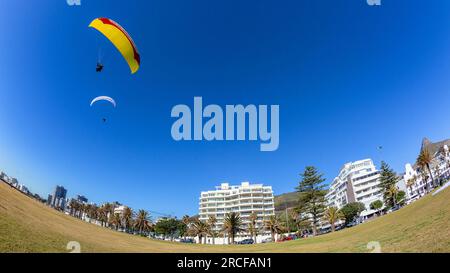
[89,18,140,74]
[90,96,116,123]
[90,96,116,107]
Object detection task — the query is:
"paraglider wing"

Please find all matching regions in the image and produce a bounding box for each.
[89,18,140,74]
[90,96,116,107]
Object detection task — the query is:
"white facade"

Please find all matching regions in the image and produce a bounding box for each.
[113,205,127,216]
[403,144,450,202]
[199,182,275,244]
[325,159,383,219]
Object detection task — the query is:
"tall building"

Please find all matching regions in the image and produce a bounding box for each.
[76,195,88,204]
[325,159,383,220]
[51,185,67,209]
[199,182,275,243]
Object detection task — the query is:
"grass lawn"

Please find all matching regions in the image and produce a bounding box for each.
[0,181,449,253]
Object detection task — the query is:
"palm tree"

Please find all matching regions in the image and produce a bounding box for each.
[109,213,121,230]
[406,175,417,198]
[264,215,284,242]
[222,212,244,244]
[87,204,98,223]
[207,215,218,245]
[68,199,78,217]
[79,203,87,220]
[322,207,344,232]
[97,206,109,227]
[386,185,399,208]
[189,219,209,244]
[122,207,134,233]
[181,215,191,239]
[417,148,435,190]
[134,210,152,235]
[102,203,113,227]
[248,212,259,243]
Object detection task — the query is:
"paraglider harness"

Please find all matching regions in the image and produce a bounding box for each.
[96,62,104,72]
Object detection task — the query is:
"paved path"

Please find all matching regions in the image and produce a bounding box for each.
[432,180,450,196]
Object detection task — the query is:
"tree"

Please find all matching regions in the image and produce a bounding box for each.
[207,215,218,245]
[296,166,327,236]
[109,213,121,230]
[97,206,108,227]
[417,148,435,190]
[406,175,417,198]
[188,219,209,244]
[102,203,113,227]
[122,207,134,233]
[68,199,79,217]
[323,207,344,232]
[154,218,180,240]
[135,210,152,235]
[264,215,284,241]
[396,191,406,207]
[222,212,244,244]
[378,161,400,207]
[247,212,259,243]
[370,200,383,216]
[340,202,365,226]
[180,215,191,239]
[386,185,399,208]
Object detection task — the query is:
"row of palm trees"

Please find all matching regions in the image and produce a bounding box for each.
[184,211,305,244]
[68,201,153,235]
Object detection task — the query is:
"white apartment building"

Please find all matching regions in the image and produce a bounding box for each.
[403,144,450,202]
[199,182,275,244]
[325,159,383,220]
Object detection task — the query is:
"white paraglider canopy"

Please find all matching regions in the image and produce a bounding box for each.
[90,96,116,107]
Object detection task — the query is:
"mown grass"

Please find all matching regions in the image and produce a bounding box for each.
[0,182,449,253]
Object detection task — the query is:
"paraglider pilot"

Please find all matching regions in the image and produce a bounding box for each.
[96,62,104,72]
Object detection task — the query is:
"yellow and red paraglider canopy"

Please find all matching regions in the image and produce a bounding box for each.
[89,18,140,74]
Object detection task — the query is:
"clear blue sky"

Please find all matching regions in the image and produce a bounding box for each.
[1,0,450,217]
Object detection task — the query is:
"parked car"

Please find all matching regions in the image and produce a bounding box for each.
[180,238,195,244]
[277,235,294,242]
[261,238,273,243]
[237,239,254,245]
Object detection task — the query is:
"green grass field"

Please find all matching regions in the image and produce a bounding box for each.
[0,181,449,253]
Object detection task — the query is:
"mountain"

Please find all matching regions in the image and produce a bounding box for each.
[274,191,298,213]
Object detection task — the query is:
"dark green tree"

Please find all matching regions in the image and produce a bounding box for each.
[340,202,365,226]
[378,161,400,207]
[369,200,383,216]
[296,166,327,236]
[154,217,180,240]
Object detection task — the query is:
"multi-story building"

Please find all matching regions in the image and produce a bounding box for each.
[199,182,275,244]
[403,143,450,202]
[325,159,383,220]
[51,185,67,209]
